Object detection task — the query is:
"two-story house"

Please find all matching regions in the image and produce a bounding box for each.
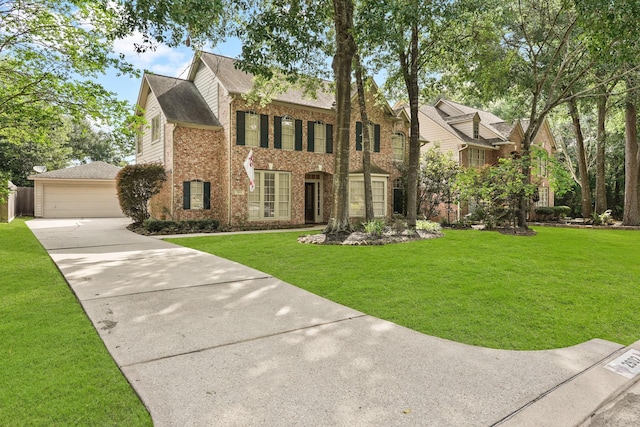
[135,51,409,227]
[406,98,557,218]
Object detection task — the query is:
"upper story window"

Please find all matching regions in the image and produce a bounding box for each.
[473,121,479,139]
[392,132,405,161]
[539,156,548,177]
[469,147,485,167]
[151,115,160,142]
[245,111,260,147]
[356,121,381,152]
[281,116,295,150]
[314,121,326,153]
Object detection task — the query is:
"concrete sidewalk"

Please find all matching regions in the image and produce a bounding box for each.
[27,218,640,426]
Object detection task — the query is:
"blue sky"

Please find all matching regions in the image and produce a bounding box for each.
[100,34,243,107]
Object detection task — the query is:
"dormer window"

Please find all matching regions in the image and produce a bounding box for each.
[473,121,479,139]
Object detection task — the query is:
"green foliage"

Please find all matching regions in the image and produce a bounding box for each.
[592,209,614,226]
[418,145,461,221]
[0,172,10,203]
[0,0,135,142]
[455,156,537,229]
[0,219,151,425]
[68,119,134,165]
[171,227,640,350]
[143,219,220,234]
[415,220,442,234]
[534,207,554,221]
[116,164,167,224]
[553,206,571,219]
[362,218,386,236]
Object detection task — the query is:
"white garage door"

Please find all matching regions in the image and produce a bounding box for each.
[43,183,124,218]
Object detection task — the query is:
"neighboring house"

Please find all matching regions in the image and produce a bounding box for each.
[408,98,557,218]
[28,162,124,218]
[135,51,409,227]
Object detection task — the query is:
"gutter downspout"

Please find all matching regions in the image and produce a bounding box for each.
[228,98,233,226]
[171,125,175,218]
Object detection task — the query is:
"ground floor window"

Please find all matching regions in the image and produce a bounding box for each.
[248,171,291,220]
[536,187,549,207]
[183,180,211,210]
[349,175,387,217]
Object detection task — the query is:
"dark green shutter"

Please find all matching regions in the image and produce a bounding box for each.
[374,124,381,152]
[356,121,362,151]
[295,119,303,151]
[307,121,315,152]
[326,124,333,153]
[183,181,190,209]
[274,116,282,149]
[260,114,269,148]
[203,182,211,209]
[236,111,245,145]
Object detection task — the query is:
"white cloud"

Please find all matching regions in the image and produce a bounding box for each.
[113,32,193,78]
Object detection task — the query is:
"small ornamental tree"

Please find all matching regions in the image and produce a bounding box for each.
[116,164,167,224]
[418,146,460,222]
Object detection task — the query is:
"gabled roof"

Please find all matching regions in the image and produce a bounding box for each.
[28,161,120,180]
[196,52,336,110]
[415,105,496,148]
[142,74,221,129]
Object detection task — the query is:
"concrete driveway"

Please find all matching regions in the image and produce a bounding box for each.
[27,218,640,426]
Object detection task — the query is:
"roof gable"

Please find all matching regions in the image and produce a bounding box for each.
[143,74,222,129]
[197,52,336,110]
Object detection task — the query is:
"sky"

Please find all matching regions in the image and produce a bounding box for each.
[99,34,244,108]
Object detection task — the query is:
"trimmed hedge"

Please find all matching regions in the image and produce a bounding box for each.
[142,219,220,234]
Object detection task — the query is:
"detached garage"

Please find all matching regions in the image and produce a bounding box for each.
[28,162,124,218]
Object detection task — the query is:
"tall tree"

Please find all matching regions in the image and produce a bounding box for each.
[326,0,357,233]
[448,0,635,228]
[357,0,453,228]
[566,96,592,218]
[354,52,374,222]
[0,0,134,142]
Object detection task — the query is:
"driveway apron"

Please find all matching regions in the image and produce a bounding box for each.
[27,218,640,426]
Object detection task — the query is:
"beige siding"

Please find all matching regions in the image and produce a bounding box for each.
[419,115,462,161]
[479,124,502,140]
[194,65,219,118]
[137,91,165,164]
[452,122,473,138]
[437,102,464,117]
[34,181,44,217]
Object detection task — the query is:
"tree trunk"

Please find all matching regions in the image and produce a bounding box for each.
[623,76,639,226]
[354,53,374,222]
[595,92,608,214]
[567,97,593,219]
[325,0,356,234]
[400,23,420,228]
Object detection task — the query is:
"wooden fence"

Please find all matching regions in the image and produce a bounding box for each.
[16,187,34,216]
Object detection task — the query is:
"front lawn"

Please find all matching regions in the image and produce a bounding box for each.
[0,218,151,426]
[168,227,640,350]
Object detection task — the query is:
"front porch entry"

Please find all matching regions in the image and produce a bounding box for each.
[304,173,323,223]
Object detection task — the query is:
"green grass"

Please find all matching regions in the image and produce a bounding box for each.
[0,218,151,426]
[168,227,640,351]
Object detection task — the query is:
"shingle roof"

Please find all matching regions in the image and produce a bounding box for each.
[145,74,222,128]
[28,161,120,180]
[199,52,336,110]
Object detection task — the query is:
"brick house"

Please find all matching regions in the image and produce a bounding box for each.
[135,52,409,227]
[404,98,557,219]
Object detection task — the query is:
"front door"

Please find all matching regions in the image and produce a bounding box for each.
[305,182,315,223]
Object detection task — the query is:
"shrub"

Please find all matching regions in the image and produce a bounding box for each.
[534,207,554,221]
[363,219,386,236]
[116,164,167,224]
[553,206,571,219]
[142,219,220,234]
[415,220,442,234]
